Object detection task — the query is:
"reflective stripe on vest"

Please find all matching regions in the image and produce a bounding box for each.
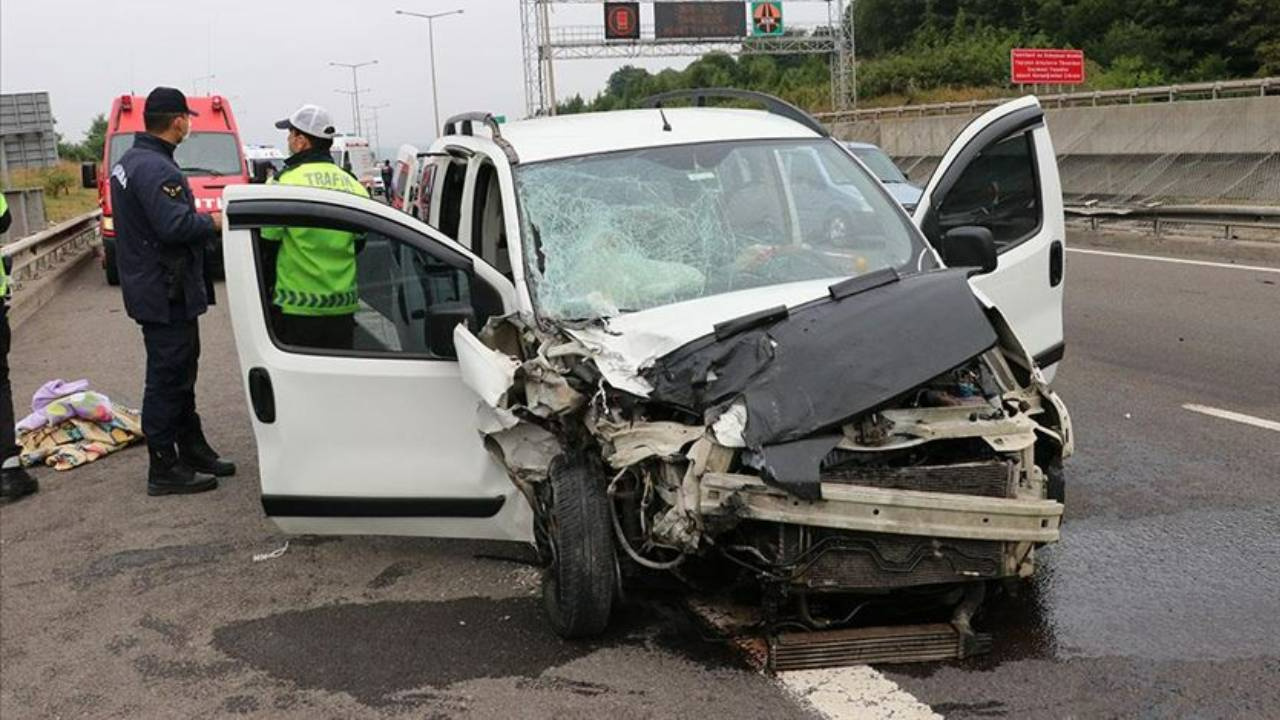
[0,192,9,298]
[272,287,359,311]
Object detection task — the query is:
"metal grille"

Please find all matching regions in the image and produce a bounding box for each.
[771,623,992,669]
[820,460,1015,499]
[793,532,1005,590]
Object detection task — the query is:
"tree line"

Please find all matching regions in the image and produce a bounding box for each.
[558,0,1280,113]
[57,114,107,162]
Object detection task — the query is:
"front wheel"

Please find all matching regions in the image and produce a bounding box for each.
[539,455,616,639]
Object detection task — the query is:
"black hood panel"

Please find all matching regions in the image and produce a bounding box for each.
[643,268,998,495]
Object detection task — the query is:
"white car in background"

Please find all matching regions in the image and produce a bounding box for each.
[846,141,925,211]
[243,144,285,183]
[221,90,1070,650]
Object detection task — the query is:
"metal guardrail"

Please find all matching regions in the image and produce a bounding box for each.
[1065,203,1280,241]
[817,77,1279,122]
[2,209,100,296]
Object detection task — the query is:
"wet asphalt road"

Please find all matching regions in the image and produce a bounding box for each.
[881,243,1280,718]
[2,232,1278,718]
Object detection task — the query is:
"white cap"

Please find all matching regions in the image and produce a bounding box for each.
[275,104,337,139]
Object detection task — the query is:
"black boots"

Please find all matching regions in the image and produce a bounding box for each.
[0,465,38,502]
[177,422,236,478]
[148,446,217,496]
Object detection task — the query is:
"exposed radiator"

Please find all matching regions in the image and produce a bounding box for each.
[820,460,1015,498]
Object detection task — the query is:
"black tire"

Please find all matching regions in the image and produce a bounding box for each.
[1046,460,1065,506]
[540,455,616,639]
[103,238,120,286]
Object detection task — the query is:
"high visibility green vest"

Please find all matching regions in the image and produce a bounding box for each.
[0,192,9,298]
[260,162,370,316]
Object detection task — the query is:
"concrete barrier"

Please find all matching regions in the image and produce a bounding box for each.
[832,96,1280,205]
[0,188,48,239]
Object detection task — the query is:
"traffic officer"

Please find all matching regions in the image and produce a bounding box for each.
[110,87,236,496]
[0,192,38,502]
[263,104,369,349]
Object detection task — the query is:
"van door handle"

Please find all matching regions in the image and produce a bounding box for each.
[248,367,276,423]
[1049,240,1064,287]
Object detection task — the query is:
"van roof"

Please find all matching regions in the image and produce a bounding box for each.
[463,107,821,165]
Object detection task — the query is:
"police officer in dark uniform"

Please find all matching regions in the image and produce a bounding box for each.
[110,87,236,496]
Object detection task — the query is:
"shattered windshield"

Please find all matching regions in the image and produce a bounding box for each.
[514,139,924,320]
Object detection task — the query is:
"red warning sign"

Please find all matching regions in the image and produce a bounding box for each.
[1011,48,1085,84]
[605,2,641,40]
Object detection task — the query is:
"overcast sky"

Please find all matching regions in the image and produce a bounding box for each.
[2,0,834,157]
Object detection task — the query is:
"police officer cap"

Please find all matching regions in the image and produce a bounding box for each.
[145,87,199,116]
[275,105,337,139]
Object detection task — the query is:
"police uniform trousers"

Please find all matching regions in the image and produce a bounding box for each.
[272,307,354,351]
[140,307,202,449]
[0,303,17,463]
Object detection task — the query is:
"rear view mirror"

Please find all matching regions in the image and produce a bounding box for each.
[81,162,98,190]
[940,226,998,275]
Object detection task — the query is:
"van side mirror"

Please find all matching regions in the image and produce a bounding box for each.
[424,301,476,358]
[940,226,997,275]
[81,162,98,190]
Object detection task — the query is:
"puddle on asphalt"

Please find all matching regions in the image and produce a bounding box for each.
[218,507,1280,696]
[972,506,1280,666]
[212,594,741,706]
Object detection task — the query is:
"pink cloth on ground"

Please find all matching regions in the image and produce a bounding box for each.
[15,379,99,432]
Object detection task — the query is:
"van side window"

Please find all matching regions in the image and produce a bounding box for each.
[413,164,436,222]
[469,160,512,277]
[435,157,468,240]
[253,226,502,360]
[935,132,1041,252]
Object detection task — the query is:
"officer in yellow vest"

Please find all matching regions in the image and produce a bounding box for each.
[0,192,39,501]
[263,105,370,349]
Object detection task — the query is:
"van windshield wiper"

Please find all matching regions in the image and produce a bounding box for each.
[180,166,223,176]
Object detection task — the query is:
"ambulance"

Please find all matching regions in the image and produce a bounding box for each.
[330,135,379,194]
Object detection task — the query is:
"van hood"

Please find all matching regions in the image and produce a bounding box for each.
[640,268,998,449]
[563,278,843,396]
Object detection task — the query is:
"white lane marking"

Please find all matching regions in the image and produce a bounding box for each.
[1182,404,1280,433]
[1067,248,1280,274]
[778,666,941,720]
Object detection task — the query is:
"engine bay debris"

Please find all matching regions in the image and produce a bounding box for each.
[454,267,1072,657]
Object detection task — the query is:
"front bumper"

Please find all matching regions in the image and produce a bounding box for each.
[700,473,1063,543]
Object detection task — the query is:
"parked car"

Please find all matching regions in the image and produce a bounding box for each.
[845,141,924,211]
[408,158,437,221]
[388,144,421,212]
[243,144,285,183]
[221,91,1069,643]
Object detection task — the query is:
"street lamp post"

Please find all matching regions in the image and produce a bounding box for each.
[395,9,464,135]
[363,103,391,157]
[329,60,378,136]
[333,89,361,134]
